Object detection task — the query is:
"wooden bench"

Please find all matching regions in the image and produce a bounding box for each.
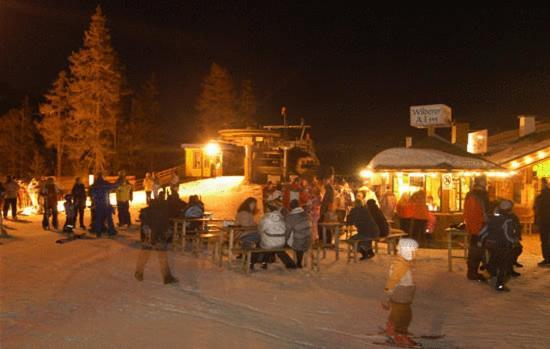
[192,232,223,266]
[344,230,408,263]
[373,229,408,255]
[232,244,322,274]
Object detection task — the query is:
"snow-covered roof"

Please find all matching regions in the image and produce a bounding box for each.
[368,147,502,171]
[485,122,550,165]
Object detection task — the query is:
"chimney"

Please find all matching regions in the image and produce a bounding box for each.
[519,115,536,138]
[405,137,413,148]
[452,122,469,149]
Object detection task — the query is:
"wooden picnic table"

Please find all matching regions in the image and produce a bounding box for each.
[447,228,469,272]
[171,217,229,249]
[318,222,348,261]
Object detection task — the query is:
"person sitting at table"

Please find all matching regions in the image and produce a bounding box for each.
[286,199,312,268]
[184,195,205,231]
[347,199,380,260]
[235,197,261,248]
[257,204,297,270]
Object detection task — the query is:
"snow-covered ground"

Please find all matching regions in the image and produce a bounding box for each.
[1,178,549,349]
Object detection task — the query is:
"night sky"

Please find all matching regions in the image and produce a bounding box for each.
[2,1,550,172]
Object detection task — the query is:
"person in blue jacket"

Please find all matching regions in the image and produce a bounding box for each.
[90,174,121,237]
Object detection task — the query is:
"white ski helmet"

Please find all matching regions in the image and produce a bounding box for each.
[398,238,419,261]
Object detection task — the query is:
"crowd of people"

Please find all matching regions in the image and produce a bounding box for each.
[463,176,550,292]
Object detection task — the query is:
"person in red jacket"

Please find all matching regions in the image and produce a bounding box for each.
[463,176,490,282]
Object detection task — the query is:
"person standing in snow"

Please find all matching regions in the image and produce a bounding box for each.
[410,190,430,243]
[2,176,20,220]
[0,180,6,234]
[380,186,397,222]
[464,176,490,282]
[71,177,87,229]
[169,170,179,196]
[135,198,178,285]
[319,168,337,243]
[347,199,380,260]
[286,199,312,268]
[382,238,419,348]
[41,177,60,230]
[534,177,550,267]
[396,193,413,234]
[115,174,133,229]
[483,200,521,292]
[63,194,76,234]
[152,173,161,200]
[89,174,120,237]
[143,172,154,205]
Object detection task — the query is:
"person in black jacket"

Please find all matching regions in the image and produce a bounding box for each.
[483,200,521,292]
[347,199,380,260]
[135,198,178,285]
[71,177,87,229]
[535,177,550,267]
[367,199,390,237]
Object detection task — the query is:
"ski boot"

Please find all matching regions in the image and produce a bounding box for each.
[393,334,421,348]
[163,274,179,285]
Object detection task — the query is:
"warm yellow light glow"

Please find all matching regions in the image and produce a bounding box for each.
[203,142,221,157]
[524,156,533,164]
[88,174,95,186]
[511,161,520,169]
[409,172,426,177]
[359,169,374,178]
[538,151,547,160]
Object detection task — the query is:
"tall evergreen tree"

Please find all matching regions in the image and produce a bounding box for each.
[238,79,257,128]
[38,70,71,177]
[196,63,238,138]
[67,5,123,174]
[119,73,161,173]
[0,97,37,178]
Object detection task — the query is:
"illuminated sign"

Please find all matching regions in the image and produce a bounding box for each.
[534,160,550,178]
[410,104,452,128]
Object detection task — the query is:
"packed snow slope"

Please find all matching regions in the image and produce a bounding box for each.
[1,178,550,349]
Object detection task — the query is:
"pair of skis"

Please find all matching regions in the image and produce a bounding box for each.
[371,327,445,348]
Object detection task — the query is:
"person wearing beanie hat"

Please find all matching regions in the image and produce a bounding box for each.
[382,238,419,347]
[484,200,522,292]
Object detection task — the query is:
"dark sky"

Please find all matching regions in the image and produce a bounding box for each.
[2,1,550,172]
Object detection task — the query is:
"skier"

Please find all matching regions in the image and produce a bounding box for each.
[41,177,60,230]
[71,177,87,229]
[115,174,133,229]
[347,199,380,260]
[463,176,490,282]
[2,176,20,220]
[135,198,178,285]
[483,200,521,291]
[382,238,419,347]
[143,172,154,205]
[63,194,76,234]
[534,177,550,267]
[285,199,312,268]
[89,174,120,237]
